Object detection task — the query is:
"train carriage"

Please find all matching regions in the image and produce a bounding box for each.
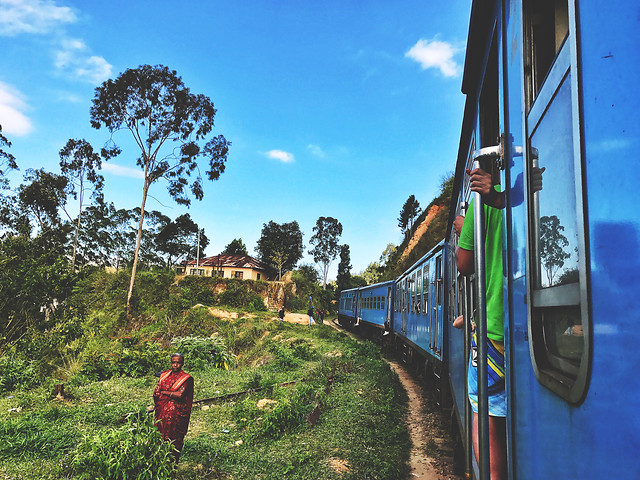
[447,0,640,478]
[393,241,449,367]
[352,280,394,331]
[340,0,639,478]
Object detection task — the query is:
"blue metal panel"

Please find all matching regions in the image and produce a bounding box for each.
[503,1,640,478]
[358,281,394,328]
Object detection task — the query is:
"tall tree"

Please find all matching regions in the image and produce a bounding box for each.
[59,138,108,270]
[222,238,248,256]
[155,213,202,267]
[336,244,352,292]
[361,262,382,285]
[308,216,342,288]
[90,64,230,313]
[255,220,304,280]
[398,194,422,236]
[539,215,571,286]
[0,125,18,189]
[18,169,68,233]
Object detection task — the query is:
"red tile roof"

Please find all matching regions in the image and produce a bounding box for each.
[184,254,270,271]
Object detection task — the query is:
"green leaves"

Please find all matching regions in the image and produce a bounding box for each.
[69,409,175,480]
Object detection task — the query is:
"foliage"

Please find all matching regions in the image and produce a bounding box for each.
[222,238,248,256]
[398,194,422,236]
[0,414,76,460]
[308,216,342,288]
[170,336,235,370]
[59,138,109,270]
[0,233,75,343]
[69,409,175,480]
[255,220,304,279]
[360,261,382,285]
[155,213,206,267]
[79,337,166,381]
[539,215,571,285]
[18,169,69,232]
[90,63,231,311]
[380,174,453,281]
[0,125,18,189]
[336,244,352,293]
[0,357,39,393]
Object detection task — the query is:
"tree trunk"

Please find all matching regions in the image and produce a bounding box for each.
[126,179,149,316]
[71,177,84,272]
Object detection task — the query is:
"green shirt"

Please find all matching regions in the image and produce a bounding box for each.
[458,195,505,342]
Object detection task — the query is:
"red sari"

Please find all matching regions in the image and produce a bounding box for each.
[153,369,194,460]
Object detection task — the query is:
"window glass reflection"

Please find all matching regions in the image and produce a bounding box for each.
[530,73,579,288]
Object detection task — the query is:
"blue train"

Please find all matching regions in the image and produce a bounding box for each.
[339,0,639,478]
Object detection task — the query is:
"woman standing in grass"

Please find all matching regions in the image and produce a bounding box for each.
[153,353,194,463]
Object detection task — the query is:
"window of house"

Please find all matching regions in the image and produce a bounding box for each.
[233,271,243,279]
[257,273,261,280]
[524,0,589,404]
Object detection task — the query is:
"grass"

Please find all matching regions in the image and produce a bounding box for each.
[0,311,411,480]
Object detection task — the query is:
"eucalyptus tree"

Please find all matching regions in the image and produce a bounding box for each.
[308,216,342,288]
[90,64,230,313]
[59,138,111,270]
[18,169,68,233]
[0,125,18,189]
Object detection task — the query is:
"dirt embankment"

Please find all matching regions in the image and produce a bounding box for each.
[401,204,444,260]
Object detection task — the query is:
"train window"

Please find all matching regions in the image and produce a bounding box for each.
[524,0,569,103]
[524,0,590,403]
[422,265,429,315]
[416,268,422,314]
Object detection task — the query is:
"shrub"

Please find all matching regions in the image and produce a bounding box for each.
[0,357,39,393]
[79,338,166,381]
[170,336,235,371]
[69,409,175,480]
[248,294,267,312]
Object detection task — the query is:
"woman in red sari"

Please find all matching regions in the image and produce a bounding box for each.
[153,353,194,463]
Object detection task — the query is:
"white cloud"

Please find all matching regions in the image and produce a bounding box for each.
[266,150,295,163]
[307,144,325,158]
[405,39,461,78]
[101,163,145,179]
[0,0,76,36]
[0,82,33,136]
[54,38,112,84]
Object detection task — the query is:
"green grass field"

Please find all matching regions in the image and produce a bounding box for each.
[0,313,411,479]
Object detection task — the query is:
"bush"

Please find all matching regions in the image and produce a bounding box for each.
[79,338,166,381]
[170,336,235,371]
[0,357,39,393]
[69,409,175,480]
[248,294,267,312]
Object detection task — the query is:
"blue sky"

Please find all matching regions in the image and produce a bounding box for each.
[0,0,470,280]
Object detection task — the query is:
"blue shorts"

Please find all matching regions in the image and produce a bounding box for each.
[467,335,506,417]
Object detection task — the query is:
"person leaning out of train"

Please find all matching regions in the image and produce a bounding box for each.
[455,166,508,480]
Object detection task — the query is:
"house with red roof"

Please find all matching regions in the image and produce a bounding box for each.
[180,254,272,281]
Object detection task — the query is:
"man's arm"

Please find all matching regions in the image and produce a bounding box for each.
[456,246,474,275]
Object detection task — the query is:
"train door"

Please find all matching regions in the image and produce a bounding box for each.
[459,3,508,479]
[428,258,436,352]
[434,253,443,356]
[401,278,408,335]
